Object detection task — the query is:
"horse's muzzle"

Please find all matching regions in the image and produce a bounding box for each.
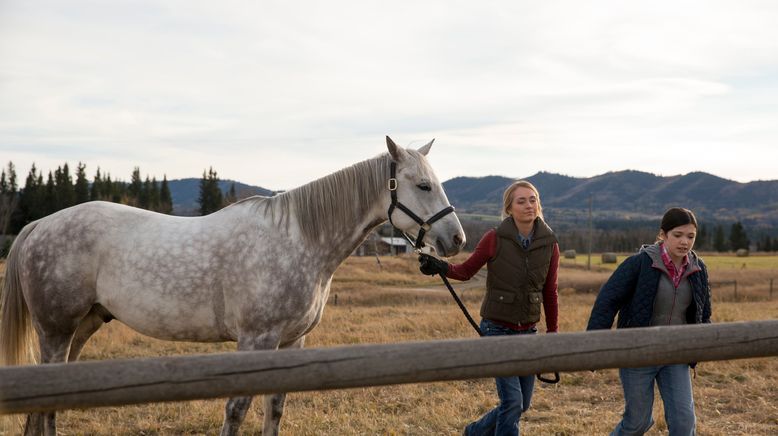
[436,232,466,257]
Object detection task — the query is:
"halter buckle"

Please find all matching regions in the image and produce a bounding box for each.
[388,178,398,191]
[421,223,431,231]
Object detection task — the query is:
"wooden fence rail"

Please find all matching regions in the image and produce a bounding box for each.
[1,320,777,415]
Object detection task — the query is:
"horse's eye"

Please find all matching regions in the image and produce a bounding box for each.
[417,182,431,192]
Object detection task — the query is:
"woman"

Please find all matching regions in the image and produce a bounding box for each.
[587,207,712,436]
[418,180,559,436]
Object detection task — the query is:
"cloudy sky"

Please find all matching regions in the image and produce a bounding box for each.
[2,1,777,190]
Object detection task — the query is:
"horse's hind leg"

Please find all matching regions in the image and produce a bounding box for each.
[25,306,109,435]
[24,332,75,436]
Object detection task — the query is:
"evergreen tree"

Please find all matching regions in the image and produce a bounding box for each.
[44,171,56,215]
[140,176,152,209]
[729,221,749,251]
[159,175,173,214]
[74,162,89,204]
[198,167,223,215]
[713,224,727,252]
[104,174,114,202]
[0,162,19,234]
[91,168,103,201]
[697,223,709,251]
[128,167,142,206]
[5,162,17,192]
[104,174,123,203]
[17,165,44,229]
[225,182,237,205]
[54,163,75,211]
[149,177,161,211]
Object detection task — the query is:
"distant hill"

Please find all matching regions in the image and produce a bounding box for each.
[168,171,778,228]
[168,178,274,216]
[443,171,778,228]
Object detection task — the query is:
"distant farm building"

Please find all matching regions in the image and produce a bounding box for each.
[353,234,413,256]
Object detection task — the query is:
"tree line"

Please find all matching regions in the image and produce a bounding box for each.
[0,161,174,236]
[0,160,241,235]
[556,221,771,254]
[459,216,775,254]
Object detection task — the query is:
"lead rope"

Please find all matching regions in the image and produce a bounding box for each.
[440,274,483,335]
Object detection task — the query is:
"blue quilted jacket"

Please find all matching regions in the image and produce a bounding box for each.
[587,247,712,330]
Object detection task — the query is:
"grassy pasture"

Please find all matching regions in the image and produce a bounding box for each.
[561,251,778,271]
[1,254,777,435]
[560,252,778,301]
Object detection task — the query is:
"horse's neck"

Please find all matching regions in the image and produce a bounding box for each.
[271,158,390,274]
[303,199,386,274]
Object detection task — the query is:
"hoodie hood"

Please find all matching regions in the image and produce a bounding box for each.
[640,242,701,275]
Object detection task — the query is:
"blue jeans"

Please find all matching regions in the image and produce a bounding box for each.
[612,364,696,436]
[464,319,536,436]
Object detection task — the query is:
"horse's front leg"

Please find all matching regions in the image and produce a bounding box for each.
[220,333,282,436]
[263,336,306,436]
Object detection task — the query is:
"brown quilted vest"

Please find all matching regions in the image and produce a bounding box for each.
[481,217,557,325]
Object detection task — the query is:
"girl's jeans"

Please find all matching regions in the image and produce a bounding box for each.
[464,319,536,436]
[612,364,696,436]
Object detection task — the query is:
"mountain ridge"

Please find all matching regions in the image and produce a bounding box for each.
[441,170,778,228]
[167,170,778,227]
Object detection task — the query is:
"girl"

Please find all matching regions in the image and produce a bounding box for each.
[587,207,712,436]
[419,180,559,436]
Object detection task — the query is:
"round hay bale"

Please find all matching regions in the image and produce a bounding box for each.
[601,252,618,263]
[563,249,577,259]
[736,248,749,257]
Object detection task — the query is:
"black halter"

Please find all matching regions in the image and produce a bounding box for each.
[387,161,455,251]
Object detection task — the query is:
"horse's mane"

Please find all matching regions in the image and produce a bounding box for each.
[241,152,394,244]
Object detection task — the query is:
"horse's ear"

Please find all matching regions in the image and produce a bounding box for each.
[386,136,407,161]
[417,139,434,156]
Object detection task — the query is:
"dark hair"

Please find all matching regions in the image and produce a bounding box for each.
[660,207,698,233]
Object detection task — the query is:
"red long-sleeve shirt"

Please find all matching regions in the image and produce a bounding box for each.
[446,229,560,333]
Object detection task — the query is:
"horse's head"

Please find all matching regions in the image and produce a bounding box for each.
[385,136,466,257]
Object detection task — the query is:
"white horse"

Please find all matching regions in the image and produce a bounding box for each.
[0,137,465,435]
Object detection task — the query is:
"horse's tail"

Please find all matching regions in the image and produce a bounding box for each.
[0,221,40,367]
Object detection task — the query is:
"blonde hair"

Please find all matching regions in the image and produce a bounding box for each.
[502,180,543,220]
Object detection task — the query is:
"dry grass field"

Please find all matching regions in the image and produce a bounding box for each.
[1,252,777,435]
